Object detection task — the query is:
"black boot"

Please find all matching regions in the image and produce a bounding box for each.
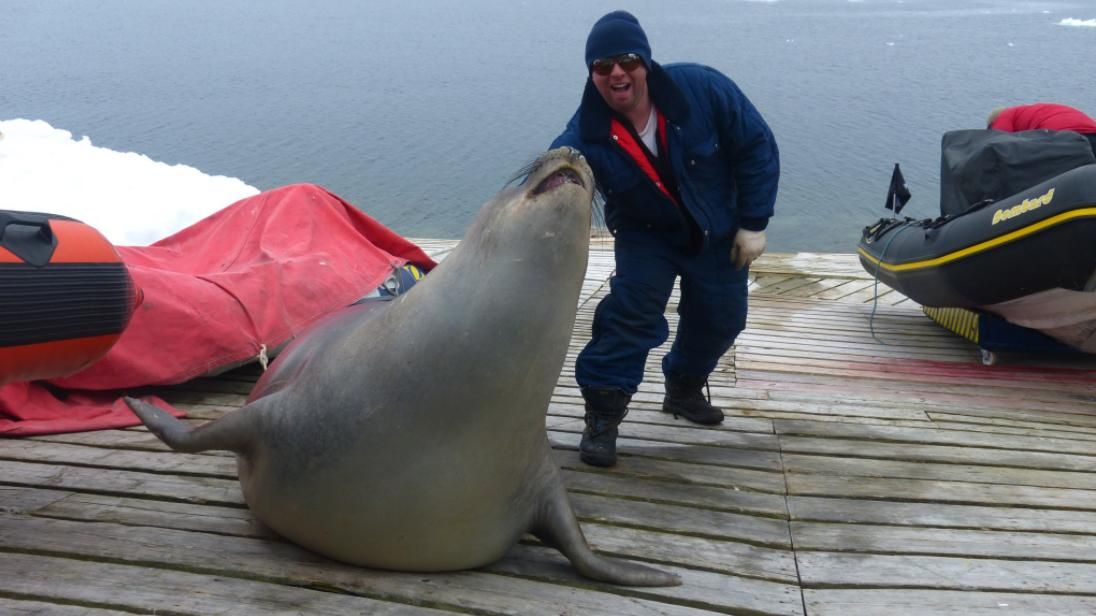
[662,376,724,425]
[579,388,631,467]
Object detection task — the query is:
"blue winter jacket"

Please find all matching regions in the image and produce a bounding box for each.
[551,62,779,249]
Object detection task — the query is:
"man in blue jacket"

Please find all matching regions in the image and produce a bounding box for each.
[551,11,780,467]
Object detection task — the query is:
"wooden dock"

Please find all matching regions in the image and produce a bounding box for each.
[3,239,1095,615]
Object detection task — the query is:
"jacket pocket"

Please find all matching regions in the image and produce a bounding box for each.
[683,134,726,181]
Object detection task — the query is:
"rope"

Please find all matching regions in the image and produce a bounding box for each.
[257,344,270,371]
[863,221,907,346]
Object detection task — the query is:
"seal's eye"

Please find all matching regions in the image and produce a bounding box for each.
[532,168,584,195]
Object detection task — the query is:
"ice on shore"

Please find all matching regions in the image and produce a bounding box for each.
[0,118,259,246]
[1059,18,1096,28]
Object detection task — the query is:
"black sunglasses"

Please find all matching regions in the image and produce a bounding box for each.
[591,53,643,76]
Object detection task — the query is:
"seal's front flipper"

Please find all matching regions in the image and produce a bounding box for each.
[529,464,681,587]
[125,396,252,454]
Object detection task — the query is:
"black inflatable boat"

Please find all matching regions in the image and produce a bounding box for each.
[857,129,1096,358]
[858,162,1096,308]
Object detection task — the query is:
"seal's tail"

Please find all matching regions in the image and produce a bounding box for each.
[124,396,251,454]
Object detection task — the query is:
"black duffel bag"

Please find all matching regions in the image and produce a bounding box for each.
[939,128,1096,217]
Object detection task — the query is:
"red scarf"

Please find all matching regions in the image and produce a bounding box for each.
[609,111,678,205]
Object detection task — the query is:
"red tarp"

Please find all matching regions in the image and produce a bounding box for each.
[0,183,436,436]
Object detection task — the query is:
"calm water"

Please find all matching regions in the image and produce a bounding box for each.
[2,0,1094,251]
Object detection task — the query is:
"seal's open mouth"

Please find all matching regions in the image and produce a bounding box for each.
[532,167,585,196]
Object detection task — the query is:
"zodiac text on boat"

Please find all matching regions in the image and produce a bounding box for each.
[991,187,1055,226]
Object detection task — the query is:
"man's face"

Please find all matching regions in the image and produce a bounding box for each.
[590,54,649,116]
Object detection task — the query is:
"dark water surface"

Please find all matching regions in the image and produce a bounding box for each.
[3,0,1094,251]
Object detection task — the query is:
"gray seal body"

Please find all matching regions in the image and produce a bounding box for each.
[128,148,679,587]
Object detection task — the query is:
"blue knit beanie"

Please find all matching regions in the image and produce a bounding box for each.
[584,11,652,71]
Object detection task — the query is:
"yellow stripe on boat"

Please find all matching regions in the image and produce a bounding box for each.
[859,206,1096,272]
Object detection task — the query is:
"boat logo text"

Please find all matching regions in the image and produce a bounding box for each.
[992,188,1054,225]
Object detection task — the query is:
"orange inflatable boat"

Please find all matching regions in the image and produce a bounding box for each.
[0,210,140,385]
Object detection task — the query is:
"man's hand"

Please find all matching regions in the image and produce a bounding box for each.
[731,229,766,270]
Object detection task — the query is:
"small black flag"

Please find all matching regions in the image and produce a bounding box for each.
[885,163,911,214]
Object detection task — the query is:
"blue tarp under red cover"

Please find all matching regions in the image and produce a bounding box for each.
[0,183,436,436]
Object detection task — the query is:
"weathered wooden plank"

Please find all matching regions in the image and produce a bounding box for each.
[778,376,1087,414]
[924,405,1096,430]
[787,495,1096,534]
[780,437,1096,473]
[839,282,905,304]
[736,345,1095,386]
[0,439,234,476]
[0,514,790,616]
[792,521,1096,562]
[748,274,798,294]
[744,308,931,328]
[752,275,825,296]
[739,377,1084,415]
[0,598,135,615]
[549,429,783,471]
[750,252,867,279]
[809,279,877,301]
[570,492,790,549]
[740,314,949,340]
[28,428,182,451]
[738,359,1093,397]
[737,322,937,345]
[547,399,774,434]
[803,589,1096,616]
[733,411,933,429]
[562,468,788,518]
[776,276,858,299]
[724,398,931,422]
[925,419,1096,442]
[786,474,1096,510]
[549,420,780,451]
[33,491,267,538]
[4,458,790,550]
[797,551,1096,593]
[764,386,1088,418]
[735,339,973,364]
[582,523,797,582]
[732,339,1091,379]
[782,453,1096,491]
[0,460,243,505]
[661,315,942,346]
[488,544,805,616]
[21,484,786,583]
[747,295,922,319]
[553,448,787,494]
[0,550,450,615]
[737,341,973,363]
[775,420,1096,457]
[43,487,796,588]
[16,484,795,587]
[0,485,72,514]
[625,386,758,406]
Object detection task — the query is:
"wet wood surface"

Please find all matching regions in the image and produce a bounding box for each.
[2,240,1094,615]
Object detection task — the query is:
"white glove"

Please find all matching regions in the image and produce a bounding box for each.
[731,228,766,270]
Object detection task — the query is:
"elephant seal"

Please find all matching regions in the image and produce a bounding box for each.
[126,147,680,587]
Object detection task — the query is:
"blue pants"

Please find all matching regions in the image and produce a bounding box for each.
[575,230,749,394]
